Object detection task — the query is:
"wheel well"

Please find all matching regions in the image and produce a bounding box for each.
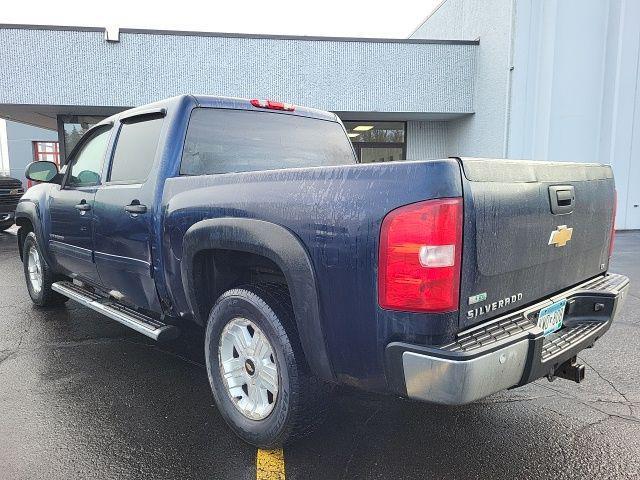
[15,217,33,260]
[192,249,291,325]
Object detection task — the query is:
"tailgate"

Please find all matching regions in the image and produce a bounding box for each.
[457,157,616,328]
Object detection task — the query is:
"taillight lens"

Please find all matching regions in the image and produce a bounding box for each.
[609,190,617,257]
[378,198,463,313]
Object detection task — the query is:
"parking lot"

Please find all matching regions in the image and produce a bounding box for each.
[0,229,639,480]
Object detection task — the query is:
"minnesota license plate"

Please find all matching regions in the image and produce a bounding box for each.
[537,299,566,335]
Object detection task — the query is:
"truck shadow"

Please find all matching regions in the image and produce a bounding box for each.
[15,306,631,480]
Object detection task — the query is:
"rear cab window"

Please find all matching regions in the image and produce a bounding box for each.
[180,108,356,175]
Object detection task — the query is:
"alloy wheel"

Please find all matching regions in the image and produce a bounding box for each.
[27,245,43,294]
[218,317,279,420]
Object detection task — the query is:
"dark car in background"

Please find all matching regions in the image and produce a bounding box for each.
[0,175,24,231]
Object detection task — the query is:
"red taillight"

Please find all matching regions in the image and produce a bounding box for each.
[378,198,463,313]
[609,190,617,257]
[250,99,295,111]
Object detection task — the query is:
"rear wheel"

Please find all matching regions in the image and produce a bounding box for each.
[205,284,329,447]
[22,231,68,307]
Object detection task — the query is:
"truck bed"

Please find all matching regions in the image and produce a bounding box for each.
[161,157,616,389]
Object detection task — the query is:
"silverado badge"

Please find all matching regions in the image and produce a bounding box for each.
[548,225,573,247]
[466,292,523,320]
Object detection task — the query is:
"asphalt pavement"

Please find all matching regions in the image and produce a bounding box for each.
[0,229,639,480]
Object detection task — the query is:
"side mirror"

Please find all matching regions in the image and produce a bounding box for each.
[25,161,60,184]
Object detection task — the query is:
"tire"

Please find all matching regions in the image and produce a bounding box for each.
[22,231,68,307]
[205,284,329,447]
[0,220,13,231]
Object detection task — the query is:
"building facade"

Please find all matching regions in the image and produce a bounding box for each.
[411,0,640,229]
[0,0,638,227]
[0,120,58,186]
[0,25,477,169]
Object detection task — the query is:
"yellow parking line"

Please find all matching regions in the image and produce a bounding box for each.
[256,448,285,480]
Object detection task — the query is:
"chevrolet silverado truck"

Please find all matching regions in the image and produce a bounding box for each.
[16,95,629,447]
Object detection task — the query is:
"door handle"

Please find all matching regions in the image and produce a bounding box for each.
[124,202,147,214]
[556,189,574,206]
[75,201,91,211]
[549,185,575,214]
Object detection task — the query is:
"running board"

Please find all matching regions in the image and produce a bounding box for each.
[52,281,180,342]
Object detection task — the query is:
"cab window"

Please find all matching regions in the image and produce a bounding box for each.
[108,117,164,184]
[66,128,111,187]
[180,108,355,175]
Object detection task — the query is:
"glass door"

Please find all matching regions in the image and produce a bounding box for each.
[358,145,405,163]
[343,121,406,163]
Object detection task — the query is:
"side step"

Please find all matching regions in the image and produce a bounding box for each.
[52,281,180,342]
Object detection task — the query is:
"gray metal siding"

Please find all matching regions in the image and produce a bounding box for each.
[406,121,448,159]
[5,121,57,186]
[411,0,513,158]
[0,28,476,114]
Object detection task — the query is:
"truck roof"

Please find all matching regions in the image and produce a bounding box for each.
[98,94,338,127]
[192,95,337,121]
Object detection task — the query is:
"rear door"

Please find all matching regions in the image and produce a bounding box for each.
[93,113,164,312]
[457,158,616,328]
[48,126,112,282]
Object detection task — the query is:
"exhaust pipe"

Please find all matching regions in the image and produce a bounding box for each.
[555,356,586,383]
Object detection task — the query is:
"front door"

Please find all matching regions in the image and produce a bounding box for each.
[48,126,112,283]
[93,114,165,312]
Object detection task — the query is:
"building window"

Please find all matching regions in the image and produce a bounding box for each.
[343,121,406,163]
[32,141,60,165]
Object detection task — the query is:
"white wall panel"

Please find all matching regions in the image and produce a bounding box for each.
[414,0,640,228]
[411,0,514,157]
[406,121,448,159]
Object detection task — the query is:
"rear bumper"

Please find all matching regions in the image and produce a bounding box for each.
[385,273,629,405]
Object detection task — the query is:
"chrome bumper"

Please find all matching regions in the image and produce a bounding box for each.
[403,339,529,405]
[389,273,629,405]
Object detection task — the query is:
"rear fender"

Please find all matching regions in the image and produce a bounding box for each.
[181,218,334,381]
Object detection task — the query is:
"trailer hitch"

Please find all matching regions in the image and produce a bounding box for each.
[553,356,586,383]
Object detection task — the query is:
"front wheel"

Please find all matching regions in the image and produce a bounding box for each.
[22,231,68,307]
[205,284,329,447]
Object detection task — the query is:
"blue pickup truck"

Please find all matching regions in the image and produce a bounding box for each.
[16,95,629,447]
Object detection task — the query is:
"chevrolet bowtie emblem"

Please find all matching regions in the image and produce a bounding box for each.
[548,225,573,247]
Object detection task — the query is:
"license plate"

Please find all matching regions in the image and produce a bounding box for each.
[537,299,566,335]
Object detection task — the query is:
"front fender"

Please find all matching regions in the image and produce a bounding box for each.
[15,199,54,266]
[181,218,334,381]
